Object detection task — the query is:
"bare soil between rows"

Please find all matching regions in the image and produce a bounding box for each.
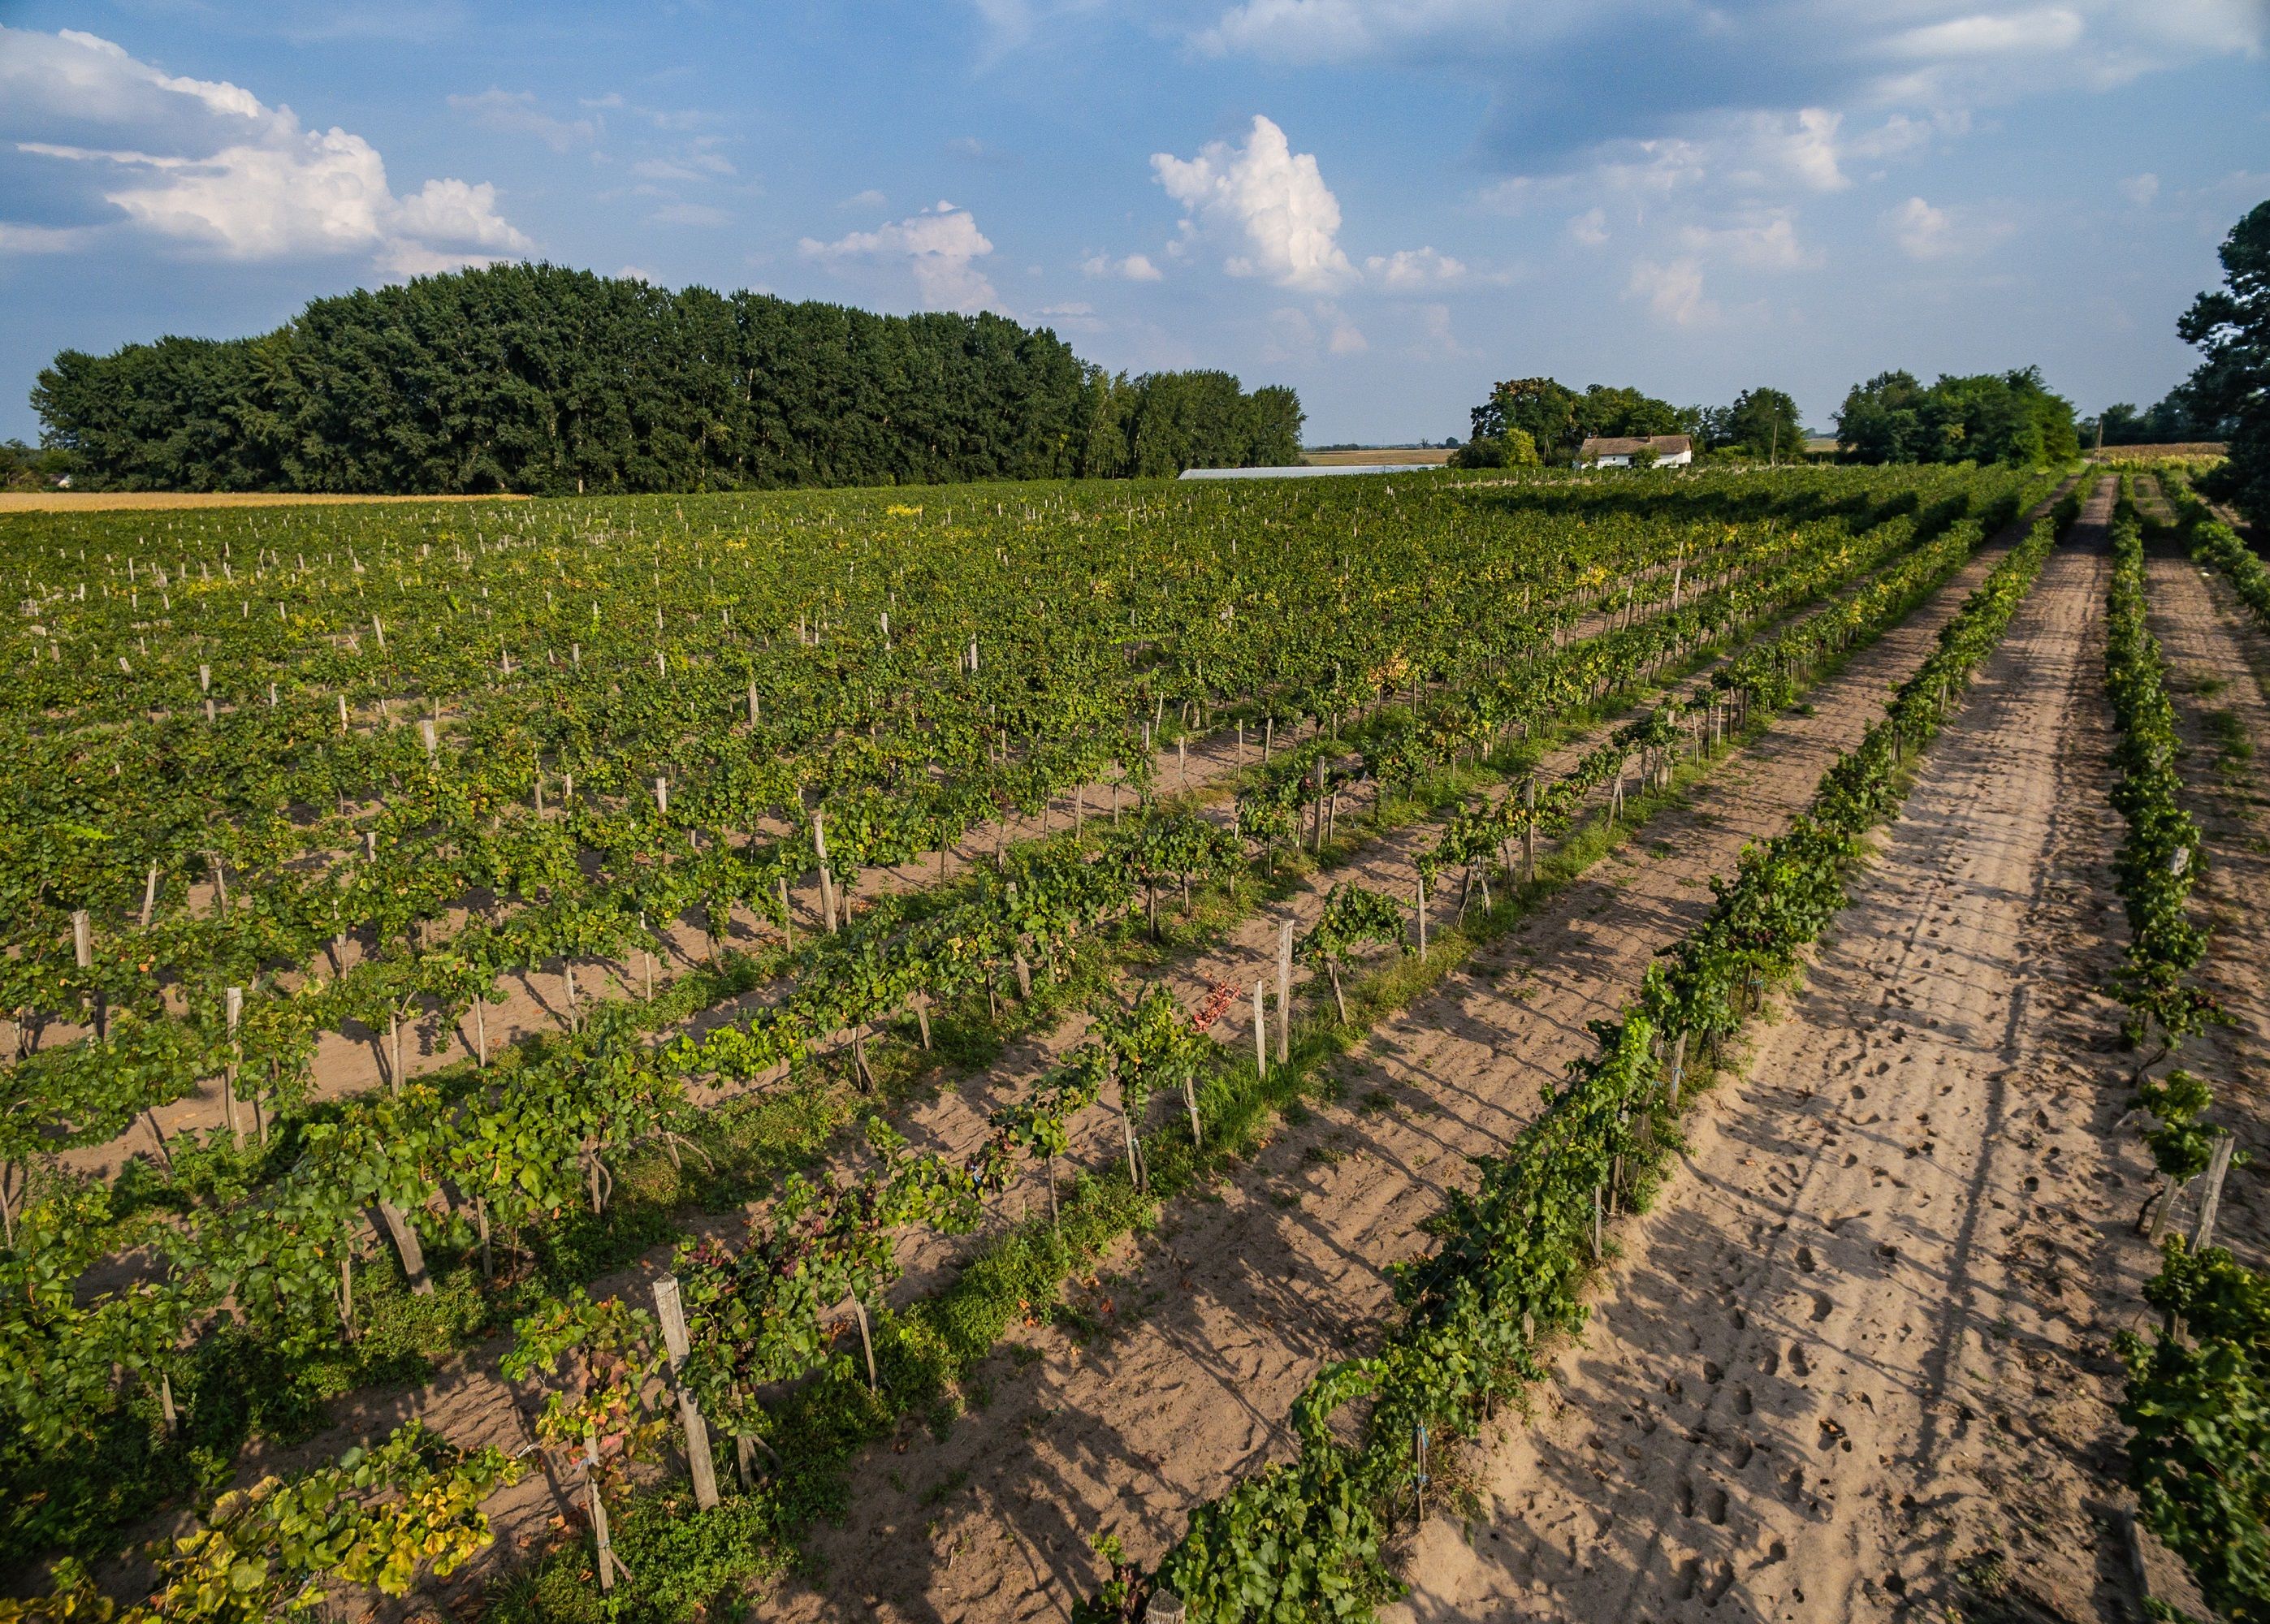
[1381,481,2199,1622]
[749,532,2032,1621]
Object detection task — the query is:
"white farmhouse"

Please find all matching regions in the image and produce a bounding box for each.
[1576,434,1693,469]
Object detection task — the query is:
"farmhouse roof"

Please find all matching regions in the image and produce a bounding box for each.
[1579,434,1693,458]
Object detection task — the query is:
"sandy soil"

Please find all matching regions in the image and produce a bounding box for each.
[746,530,2034,1621]
[1380,481,2187,1622]
[2146,546,2270,1263]
[81,545,1775,1583]
[136,524,1985,1614]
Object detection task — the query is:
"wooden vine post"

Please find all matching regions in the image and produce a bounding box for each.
[651,1274,721,1510]
[1253,983,1269,1079]
[584,1434,624,1593]
[2192,1135,2238,1250]
[813,810,839,931]
[223,985,244,1148]
[1523,778,1537,884]
[1275,921,1294,1065]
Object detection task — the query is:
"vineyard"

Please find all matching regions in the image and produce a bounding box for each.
[2,458,2266,1623]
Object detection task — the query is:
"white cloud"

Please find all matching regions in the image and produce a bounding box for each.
[841,188,888,209]
[2120,171,2160,205]
[1364,245,1468,288]
[801,200,999,311]
[633,152,736,184]
[1883,8,2086,61]
[1152,114,1355,292]
[1261,299,1367,360]
[1678,211,1820,269]
[1627,257,1714,325]
[448,88,596,153]
[1082,252,1164,281]
[1319,300,1368,352]
[1406,301,1477,360]
[2,28,528,272]
[1728,107,1847,192]
[1883,193,2016,259]
[1567,207,1609,247]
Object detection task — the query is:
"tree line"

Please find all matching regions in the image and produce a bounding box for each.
[1452,367,2082,470]
[1453,378,1805,467]
[28,261,1304,494]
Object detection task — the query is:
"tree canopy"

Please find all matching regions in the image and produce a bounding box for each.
[1833,367,2078,466]
[2179,198,2270,523]
[30,261,1303,494]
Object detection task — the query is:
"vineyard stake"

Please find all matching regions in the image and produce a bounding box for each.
[584,1434,622,1592]
[140,862,159,928]
[1276,921,1294,1065]
[851,1295,880,1389]
[224,986,243,1149]
[2192,1135,2238,1250]
[1523,778,1537,884]
[813,810,838,931]
[651,1276,721,1510]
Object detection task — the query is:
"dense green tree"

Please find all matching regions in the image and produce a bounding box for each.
[1834,366,2076,466]
[2180,199,2270,525]
[1710,387,1804,460]
[31,262,1299,493]
[1461,376,1689,464]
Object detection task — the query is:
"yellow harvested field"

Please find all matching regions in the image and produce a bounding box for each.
[0,490,530,512]
[1302,446,1454,465]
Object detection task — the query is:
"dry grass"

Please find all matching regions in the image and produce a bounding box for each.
[1302,447,1455,467]
[0,490,531,512]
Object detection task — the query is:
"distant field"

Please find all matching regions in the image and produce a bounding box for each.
[1303,447,1455,466]
[0,490,531,512]
[2089,443,2225,463]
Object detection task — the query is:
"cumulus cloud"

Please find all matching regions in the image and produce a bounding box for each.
[1082,252,1164,281]
[1882,7,2087,62]
[1883,194,2015,258]
[1678,211,1821,269]
[1363,245,1468,288]
[2120,171,2160,205]
[1407,301,1477,360]
[802,201,999,311]
[1152,115,1356,292]
[840,188,889,209]
[1261,299,1366,361]
[2,28,529,271]
[1567,207,1609,247]
[1627,257,1714,325]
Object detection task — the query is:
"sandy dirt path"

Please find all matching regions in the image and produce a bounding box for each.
[2142,546,2270,1261]
[752,533,2034,1621]
[1380,483,2182,1622]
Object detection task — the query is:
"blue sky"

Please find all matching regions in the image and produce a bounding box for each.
[0,1,2264,446]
